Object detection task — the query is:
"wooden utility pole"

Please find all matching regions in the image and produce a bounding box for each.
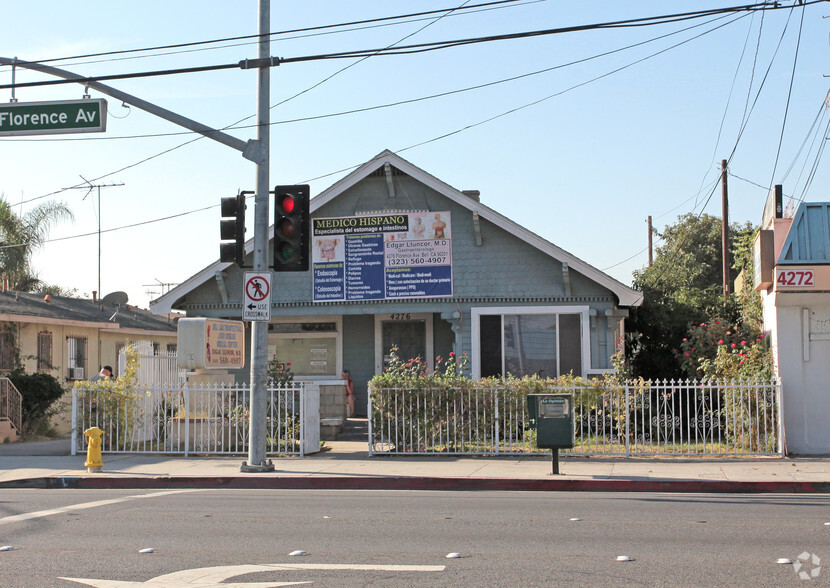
[721,159,730,296]
[647,215,653,267]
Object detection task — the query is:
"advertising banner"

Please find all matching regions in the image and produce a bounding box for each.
[312,212,453,302]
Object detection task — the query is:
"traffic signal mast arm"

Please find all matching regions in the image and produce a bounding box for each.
[0,55,255,160]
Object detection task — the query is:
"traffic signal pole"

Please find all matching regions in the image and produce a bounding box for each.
[241,0,275,472]
[2,0,278,471]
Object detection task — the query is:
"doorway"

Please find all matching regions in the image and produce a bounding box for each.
[374,313,434,374]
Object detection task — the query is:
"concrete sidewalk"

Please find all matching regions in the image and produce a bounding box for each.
[1,436,829,492]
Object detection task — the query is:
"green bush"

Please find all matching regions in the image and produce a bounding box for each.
[9,371,65,436]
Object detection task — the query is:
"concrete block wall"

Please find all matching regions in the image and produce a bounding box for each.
[319,383,347,420]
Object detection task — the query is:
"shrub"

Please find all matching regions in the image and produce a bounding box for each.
[9,371,65,437]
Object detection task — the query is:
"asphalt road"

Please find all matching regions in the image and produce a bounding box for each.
[1,489,828,587]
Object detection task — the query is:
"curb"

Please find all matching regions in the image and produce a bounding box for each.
[3,476,830,493]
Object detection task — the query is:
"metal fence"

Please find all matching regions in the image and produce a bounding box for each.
[0,377,22,436]
[369,378,782,457]
[72,382,306,457]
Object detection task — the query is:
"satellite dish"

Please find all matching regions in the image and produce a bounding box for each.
[101,291,129,306]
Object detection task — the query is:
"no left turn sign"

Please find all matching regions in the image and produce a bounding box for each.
[243,272,271,321]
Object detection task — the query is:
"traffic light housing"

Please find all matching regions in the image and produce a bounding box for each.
[219,192,246,265]
[273,184,310,272]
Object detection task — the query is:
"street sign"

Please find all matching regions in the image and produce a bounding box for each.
[243,272,271,321]
[0,98,107,136]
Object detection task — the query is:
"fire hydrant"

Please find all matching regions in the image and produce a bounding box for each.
[84,426,104,473]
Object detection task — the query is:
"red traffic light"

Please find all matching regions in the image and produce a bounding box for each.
[277,194,295,214]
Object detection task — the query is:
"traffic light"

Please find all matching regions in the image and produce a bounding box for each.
[219,192,246,265]
[273,184,310,272]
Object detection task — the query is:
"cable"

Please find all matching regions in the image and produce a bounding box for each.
[302,12,750,186]
[14,0,526,68]
[12,8,749,247]
[1,1,811,91]
[4,10,737,144]
[766,4,805,190]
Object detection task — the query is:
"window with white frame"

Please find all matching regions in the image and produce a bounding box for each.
[67,336,87,380]
[267,319,341,378]
[471,307,589,378]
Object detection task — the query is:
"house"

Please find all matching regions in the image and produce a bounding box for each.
[755,192,830,454]
[151,150,642,416]
[0,290,178,434]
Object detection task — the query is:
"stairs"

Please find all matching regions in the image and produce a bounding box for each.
[336,418,369,442]
[0,418,19,443]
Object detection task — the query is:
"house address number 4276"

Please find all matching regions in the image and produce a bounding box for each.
[776,269,814,287]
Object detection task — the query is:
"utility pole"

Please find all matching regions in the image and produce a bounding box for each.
[64,178,124,297]
[647,215,653,267]
[721,159,730,297]
[241,0,274,473]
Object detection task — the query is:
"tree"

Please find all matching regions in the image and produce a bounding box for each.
[0,196,73,291]
[627,213,754,379]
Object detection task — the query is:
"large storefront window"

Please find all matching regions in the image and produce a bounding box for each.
[267,320,340,378]
[472,307,588,378]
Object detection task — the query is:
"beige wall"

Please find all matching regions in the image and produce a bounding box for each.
[5,320,176,436]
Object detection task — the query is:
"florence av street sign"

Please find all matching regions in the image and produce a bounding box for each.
[0,98,107,136]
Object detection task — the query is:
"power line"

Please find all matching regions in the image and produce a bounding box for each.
[0,1,811,91]
[4,10,737,145]
[11,0,527,69]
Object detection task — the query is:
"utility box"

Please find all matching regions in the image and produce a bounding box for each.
[527,394,575,449]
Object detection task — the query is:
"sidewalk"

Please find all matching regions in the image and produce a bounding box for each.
[2,436,830,492]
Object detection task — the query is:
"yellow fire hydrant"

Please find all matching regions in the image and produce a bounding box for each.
[84,426,104,473]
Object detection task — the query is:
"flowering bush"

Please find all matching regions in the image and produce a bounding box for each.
[678,320,771,380]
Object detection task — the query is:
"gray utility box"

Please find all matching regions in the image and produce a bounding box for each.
[527,394,575,449]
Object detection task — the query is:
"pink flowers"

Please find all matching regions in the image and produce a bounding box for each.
[684,353,690,357]
[718,340,724,345]
[740,340,746,346]
[731,343,737,348]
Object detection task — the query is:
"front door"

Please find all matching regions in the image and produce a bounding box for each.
[375,313,434,374]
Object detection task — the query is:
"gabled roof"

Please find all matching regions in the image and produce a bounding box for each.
[0,291,177,333]
[151,150,642,312]
[778,202,830,265]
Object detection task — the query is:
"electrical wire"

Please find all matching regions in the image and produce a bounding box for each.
[1,1,812,91]
[4,1,815,256]
[766,4,805,191]
[9,0,527,69]
[4,10,738,144]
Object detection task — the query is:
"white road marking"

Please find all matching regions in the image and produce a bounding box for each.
[61,563,446,586]
[0,490,204,526]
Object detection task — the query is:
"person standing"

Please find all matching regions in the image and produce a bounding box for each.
[342,369,354,417]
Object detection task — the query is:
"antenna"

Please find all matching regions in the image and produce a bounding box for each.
[63,177,124,297]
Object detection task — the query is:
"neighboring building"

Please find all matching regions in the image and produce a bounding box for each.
[0,290,178,433]
[151,150,642,416]
[755,195,830,454]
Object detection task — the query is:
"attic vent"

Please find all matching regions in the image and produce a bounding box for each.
[369,165,405,177]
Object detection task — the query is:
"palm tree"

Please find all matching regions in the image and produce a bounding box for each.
[0,196,73,292]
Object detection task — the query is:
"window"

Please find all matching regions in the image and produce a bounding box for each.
[37,331,52,372]
[0,329,15,371]
[472,307,589,378]
[166,343,177,353]
[267,318,341,378]
[67,336,87,380]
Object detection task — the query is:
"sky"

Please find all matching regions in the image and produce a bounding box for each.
[1,1,828,309]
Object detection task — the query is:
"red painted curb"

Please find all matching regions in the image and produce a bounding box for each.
[19,476,830,493]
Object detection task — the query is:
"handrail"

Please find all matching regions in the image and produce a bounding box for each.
[0,377,23,436]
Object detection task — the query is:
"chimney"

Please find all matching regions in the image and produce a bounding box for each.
[44,294,52,303]
[462,190,480,202]
[92,290,97,301]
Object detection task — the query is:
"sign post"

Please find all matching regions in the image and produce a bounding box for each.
[0,99,107,136]
[243,272,271,322]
